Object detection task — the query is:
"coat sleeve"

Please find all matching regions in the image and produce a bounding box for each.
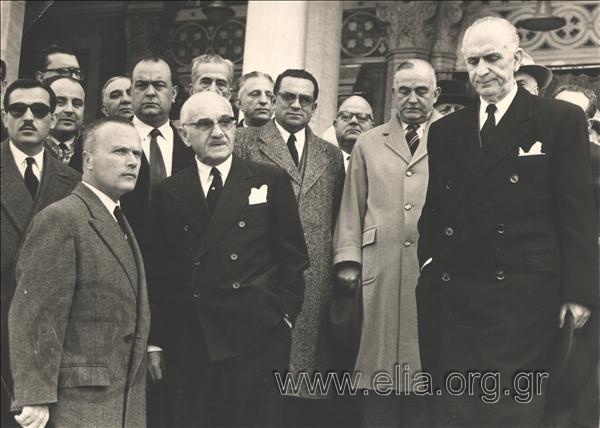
[333,139,368,266]
[417,121,443,268]
[9,207,76,408]
[550,104,599,308]
[271,168,309,324]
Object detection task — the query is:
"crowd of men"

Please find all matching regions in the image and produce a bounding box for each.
[0,15,598,428]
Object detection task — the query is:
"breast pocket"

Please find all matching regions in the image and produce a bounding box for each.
[239,205,270,228]
[361,226,378,286]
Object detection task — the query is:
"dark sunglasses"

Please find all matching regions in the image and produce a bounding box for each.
[277,91,314,108]
[6,103,52,119]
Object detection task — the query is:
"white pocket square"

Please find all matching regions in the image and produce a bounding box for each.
[518,141,545,156]
[248,184,268,205]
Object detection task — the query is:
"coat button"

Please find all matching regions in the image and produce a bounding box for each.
[404,240,411,247]
[496,269,505,280]
[193,291,200,298]
[230,253,238,261]
[232,282,240,289]
[444,180,453,191]
[406,170,413,177]
[509,174,519,183]
[123,333,134,343]
[193,258,201,266]
[444,226,454,236]
[183,224,190,232]
[238,221,246,228]
[441,272,451,282]
[496,224,505,234]
[404,203,413,211]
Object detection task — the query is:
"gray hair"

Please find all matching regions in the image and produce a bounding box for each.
[101,75,130,99]
[237,71,274,95]
[83,116,136,153]
[462,16,520,54]
[190,54,234,85]
[394,59,437,87]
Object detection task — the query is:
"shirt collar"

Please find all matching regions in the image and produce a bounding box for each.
[9,141,44,171]
[195,154,233,185]
[82,181,120,219]
[132,115,173,141]
[479,83,518,125]
[274,119,306,146]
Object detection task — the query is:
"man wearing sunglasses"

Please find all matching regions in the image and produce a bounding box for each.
[34,44,82,83]
[235,69,345,426]
[332,95,374,170]
[146,91,308,427]
[334,59,442,427]
[1,79,80,428]
[43,76,86,173]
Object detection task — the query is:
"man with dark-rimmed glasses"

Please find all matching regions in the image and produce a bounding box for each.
[333,95,374,170]
[34,44,82,83]
[0,79,80,428]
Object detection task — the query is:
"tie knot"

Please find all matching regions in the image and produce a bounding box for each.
[407,123,419,132]
[149,128,162,139]
[486,104,497,115]
[287,134,296,144]
[26,157,36,167]
[113,205,121,217]
[211,167,221,177]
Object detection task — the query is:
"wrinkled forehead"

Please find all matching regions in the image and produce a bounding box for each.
[463,24,515,57]
[195,63,231,81]
[338,97,372,115]
[394,66,436,89]
[184,95,233,121]
[104,77,131,95]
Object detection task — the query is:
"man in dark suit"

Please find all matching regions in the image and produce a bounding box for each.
[0,79,80,427]
[43,76,85,172]
[147,91,308,427]
[417,17,598,427]
[235,69,345,426]
[9,117,150,427]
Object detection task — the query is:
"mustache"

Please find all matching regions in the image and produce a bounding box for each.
[19,122,37,131]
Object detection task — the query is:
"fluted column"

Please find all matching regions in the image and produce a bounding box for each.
[1,1,26,82]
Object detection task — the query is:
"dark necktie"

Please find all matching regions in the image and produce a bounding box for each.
[24,157,39,198]
[113,205,129,240]
[58,142,69,162]
[480,104,497,145]
[287,134,299,167]
[149,128,167,196]
[405,124,420,155]
[206,167,223,213]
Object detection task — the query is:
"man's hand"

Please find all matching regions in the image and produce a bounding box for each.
[336,262,361,296]
[14,405,49,428]
[559,302,591,329]
[147,350,165,382]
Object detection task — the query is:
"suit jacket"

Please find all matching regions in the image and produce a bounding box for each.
[235,120,345,396]
[416,87,598,425]
[148,155,308,362]
[0,140,80,403]
[44,134,84,173]
[333,111,441,389]
[8,183,150,427]
[121,122,194,249]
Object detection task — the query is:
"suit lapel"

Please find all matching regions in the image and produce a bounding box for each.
[409,110,442,166]
[35,153,79,213]
[258,121,302,185]
[384,119,412,164]
[166,166,211,241]
[73,184,138,295]
[0,140,35,233]
[300,127,330,196]
[460,88,533,201]
[171,122,194,173]
[195,156,253,259]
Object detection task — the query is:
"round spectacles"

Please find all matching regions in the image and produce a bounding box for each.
[337,111,373,124]
[6,103,51,119]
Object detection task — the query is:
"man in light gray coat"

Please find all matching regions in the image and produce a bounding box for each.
[334,59,441,427]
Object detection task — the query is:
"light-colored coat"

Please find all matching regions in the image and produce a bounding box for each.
[333,112,440,390]
[9,183,150,427]
[235,120,345,397]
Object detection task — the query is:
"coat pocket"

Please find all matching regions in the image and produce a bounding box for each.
[361,226,378,286]
[58,365,111,389]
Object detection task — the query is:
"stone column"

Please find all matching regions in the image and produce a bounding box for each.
[243,1,343,135]
[430,1,466,80]
[1,1,26,82]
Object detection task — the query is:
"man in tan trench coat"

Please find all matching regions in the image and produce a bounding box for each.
[333,59,441,428]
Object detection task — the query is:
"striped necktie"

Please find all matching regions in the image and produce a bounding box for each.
[405,123,420,155]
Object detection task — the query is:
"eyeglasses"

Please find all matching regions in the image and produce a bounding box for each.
[42,67,83,80]
[277,91,314,108]
[183,116,236,132]
[337,111,373,124]
[6,103,51,119]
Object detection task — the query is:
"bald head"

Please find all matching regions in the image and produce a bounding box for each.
[334,95,374,154]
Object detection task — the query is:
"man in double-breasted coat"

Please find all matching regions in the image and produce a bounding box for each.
[235,69,345,423]
[417,17,598,427]
[334,59,441,427]
[9,118,150,428]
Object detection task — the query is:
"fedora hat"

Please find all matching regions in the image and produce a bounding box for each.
[435,80,473,106]
[518,51,553,90]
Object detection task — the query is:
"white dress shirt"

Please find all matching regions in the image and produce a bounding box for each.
[478,83,518,130]
[274,119,306,161]
[82,181,120,221]
[341,150,351,171]
[196,154,232,197]
[10,141,43,181]
[132,116,174,176]
[399,120,425,140]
